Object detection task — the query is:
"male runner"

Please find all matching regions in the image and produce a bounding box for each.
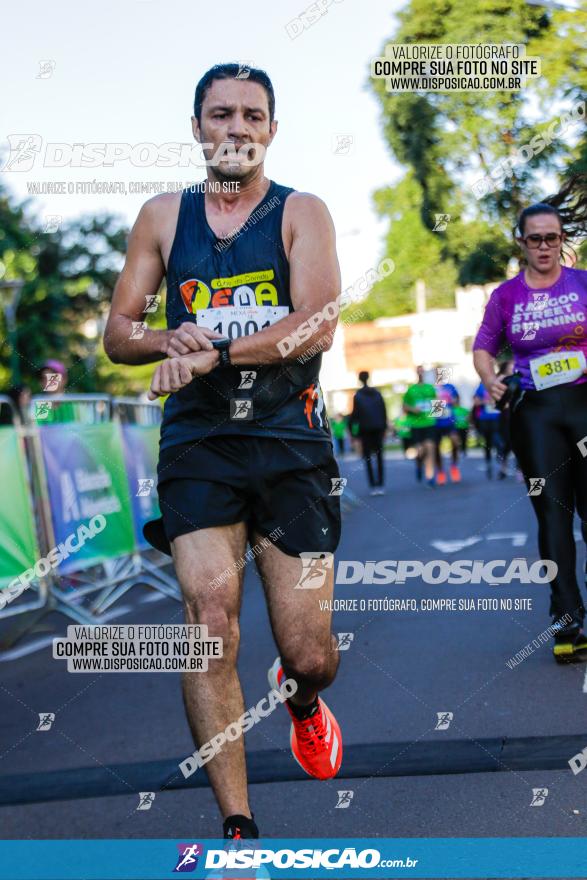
[433,375,461,484]
[472,378,503,479]
[452,397,470,458]
[104,63,343,838]
[36,360,75,423]
[394,413,413,457]
[349,371,387,495]
[403,366,436,486]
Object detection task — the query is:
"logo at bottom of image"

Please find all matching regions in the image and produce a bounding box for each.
[206,869,271,880]
[173,843,203,872]
[173,842,272,879]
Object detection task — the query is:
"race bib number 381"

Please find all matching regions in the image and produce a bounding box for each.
[529,350,586,390]
[197,305,289,340]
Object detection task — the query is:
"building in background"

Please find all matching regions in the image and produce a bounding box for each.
[321,282,498,415]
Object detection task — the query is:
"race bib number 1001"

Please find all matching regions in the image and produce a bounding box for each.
[529,350,586,390]
[196,306,289,340]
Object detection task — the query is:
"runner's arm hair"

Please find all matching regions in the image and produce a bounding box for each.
[103,199,172,365]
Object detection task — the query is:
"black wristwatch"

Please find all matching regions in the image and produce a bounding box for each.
[212,337,232,367]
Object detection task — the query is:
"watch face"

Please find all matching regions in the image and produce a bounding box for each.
[212,338,230,350]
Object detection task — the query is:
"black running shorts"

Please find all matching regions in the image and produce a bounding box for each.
[143,436,342,558]
[410,426,436,443]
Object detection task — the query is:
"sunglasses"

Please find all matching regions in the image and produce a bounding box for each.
[521,233,562,249]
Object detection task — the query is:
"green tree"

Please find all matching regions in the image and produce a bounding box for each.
[362,0,586,318]
[528,2,587,175]
[0,182,165,397]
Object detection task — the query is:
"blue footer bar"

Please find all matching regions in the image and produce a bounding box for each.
[0,838,585,879]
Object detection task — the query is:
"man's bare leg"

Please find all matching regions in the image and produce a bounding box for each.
[423,438,435,481]
[253,538,338,706]
[172,522,250,819]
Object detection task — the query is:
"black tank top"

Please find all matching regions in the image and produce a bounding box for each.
[160,180,331,450]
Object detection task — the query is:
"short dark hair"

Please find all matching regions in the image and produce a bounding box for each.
[358,371,369,385]
[194,63,275,123]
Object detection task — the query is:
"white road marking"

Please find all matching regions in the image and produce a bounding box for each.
[0,635,55,662]
[431,537,482,553]
[487,532,527,547]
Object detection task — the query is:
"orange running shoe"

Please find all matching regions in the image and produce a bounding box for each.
[436,471,447,485]
[450,465,461,482]
[268,657,342,780]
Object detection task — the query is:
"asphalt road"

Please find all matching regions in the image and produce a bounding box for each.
[1,451,587,875]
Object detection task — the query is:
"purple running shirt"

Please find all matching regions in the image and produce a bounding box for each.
[473,267,587,390]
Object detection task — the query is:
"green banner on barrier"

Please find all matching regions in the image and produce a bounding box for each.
[40,423,136,573]
[0,427,39,590]
[120,423,161,550]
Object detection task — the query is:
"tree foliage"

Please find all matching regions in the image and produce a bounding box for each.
[0,183,163,395]
[361,0,587,317]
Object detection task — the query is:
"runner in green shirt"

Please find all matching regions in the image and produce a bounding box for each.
[453,403,470,457]
[403,366,437,486]
[394,415,413,454]
[331,414,348,456]
[34,360,76,424]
